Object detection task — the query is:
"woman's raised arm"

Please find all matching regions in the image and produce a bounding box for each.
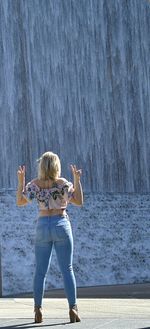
[16,165,28,206]
[70,164,83,206]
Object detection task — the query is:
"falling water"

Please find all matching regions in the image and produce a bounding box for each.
[0,0,150,192]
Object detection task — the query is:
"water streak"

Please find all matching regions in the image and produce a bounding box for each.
[0,0,150,192]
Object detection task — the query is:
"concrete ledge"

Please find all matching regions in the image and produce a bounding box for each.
[5,283,150,299]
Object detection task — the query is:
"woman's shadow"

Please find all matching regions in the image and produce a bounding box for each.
[0,320,70,329]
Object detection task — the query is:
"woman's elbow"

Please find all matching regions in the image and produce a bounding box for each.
[75,198,84,206]
[16,201,24,206]
[78,201,83,206]
[16,198,28,206]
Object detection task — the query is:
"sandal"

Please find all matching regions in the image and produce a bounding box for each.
[34,306,43,323]
[69,305,81,323]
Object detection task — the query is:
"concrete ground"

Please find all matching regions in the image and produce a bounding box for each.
[0,284,150,329]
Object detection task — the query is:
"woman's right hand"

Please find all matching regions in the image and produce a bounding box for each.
[16,165,28,206]
[17,165,25,187]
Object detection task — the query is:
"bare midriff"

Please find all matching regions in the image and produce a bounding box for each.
[39,208,67,217]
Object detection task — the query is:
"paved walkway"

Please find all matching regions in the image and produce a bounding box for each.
[0,285,150,329]
[0,297,150,329]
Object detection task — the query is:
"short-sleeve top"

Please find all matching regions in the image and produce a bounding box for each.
[23,179,74,210]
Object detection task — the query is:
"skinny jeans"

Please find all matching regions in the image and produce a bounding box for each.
[33,214,76,308]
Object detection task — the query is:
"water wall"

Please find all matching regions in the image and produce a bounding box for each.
[0,0,150,192]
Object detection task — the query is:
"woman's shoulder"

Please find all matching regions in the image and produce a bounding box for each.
[30,178,39,185]
[26,178,39,189]
[55,177,68,185]
[55,177,73,187]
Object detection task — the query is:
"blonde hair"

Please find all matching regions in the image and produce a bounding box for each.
[37,152,61,180]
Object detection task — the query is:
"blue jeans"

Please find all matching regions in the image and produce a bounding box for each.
[33,214,76,308]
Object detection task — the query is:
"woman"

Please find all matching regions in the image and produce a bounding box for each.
[16,151,83,323]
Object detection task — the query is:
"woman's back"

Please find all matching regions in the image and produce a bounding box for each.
[23,177,74,210]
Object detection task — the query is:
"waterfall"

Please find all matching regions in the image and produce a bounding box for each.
[0,0,150,192]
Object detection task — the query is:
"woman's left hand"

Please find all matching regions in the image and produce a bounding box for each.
[70,165,82,181]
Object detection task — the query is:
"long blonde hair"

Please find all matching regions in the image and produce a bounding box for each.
[37,151,61,180]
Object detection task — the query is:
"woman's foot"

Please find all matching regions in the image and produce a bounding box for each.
[34,306,43,323]
[69,305,81,323]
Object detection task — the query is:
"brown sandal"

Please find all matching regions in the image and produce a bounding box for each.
[69,305,81,323]
[34,306,43,323]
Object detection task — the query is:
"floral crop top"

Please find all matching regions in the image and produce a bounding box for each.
[23,179,74,210]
